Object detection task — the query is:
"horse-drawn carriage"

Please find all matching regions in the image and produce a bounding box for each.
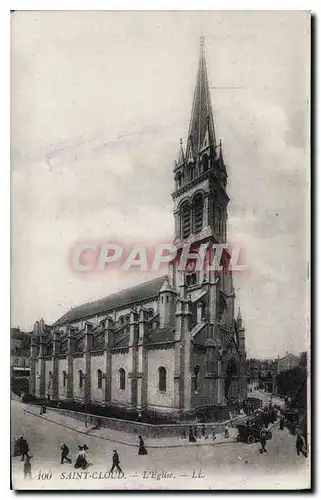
[236,424,272,444]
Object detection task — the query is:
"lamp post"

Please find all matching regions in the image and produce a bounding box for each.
[84,372,88,428]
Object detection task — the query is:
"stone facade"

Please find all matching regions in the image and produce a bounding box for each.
[29,38,247,417]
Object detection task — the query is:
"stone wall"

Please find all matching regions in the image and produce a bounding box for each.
[58,357,68,400]
[90,352,106,404]
[72,356,86,401]
[147,347,175,411]
[111,351,131,406]
[41,406,230,438]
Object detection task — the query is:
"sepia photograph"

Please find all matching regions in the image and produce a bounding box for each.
[10,10,310,490]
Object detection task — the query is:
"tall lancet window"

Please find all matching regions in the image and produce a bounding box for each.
[181,201,191,238]
[193,194,204,233]
[158,367,167,392]
[202,154,209,172]
[97,369,103,389]
[119,368,126,390]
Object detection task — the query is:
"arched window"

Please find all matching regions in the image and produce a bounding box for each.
[186,273,198,287]
[158,367,167,392]
[119,368,126,390]
[79,370,83,388]
[181,201,191,238]
[148,309,154,319]
[63,370,67,387]
[202,154,209,172]
[97,369,103,389]
[193,194,204,233]
[192,365,200,392]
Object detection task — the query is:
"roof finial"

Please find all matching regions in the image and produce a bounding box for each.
[219,139,223,160]
[200,35,205,47]
[177,138,185,165]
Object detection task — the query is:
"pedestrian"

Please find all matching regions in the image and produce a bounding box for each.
[23,456,32,479]
[194,426,199,439]
[20,437,30,461]
[224,425,230,438]
[13,436,23,457]
[188,427,196,443]
[259,426,268,454]
[138,435,147,455]
[74,446,88,470]
[296,429,307,458]
[201,425,206,439]
[181,428,187,439]
[212,427,216,441]
[110,449,123,474]
[279,417,285,431]
[60,443,72,464]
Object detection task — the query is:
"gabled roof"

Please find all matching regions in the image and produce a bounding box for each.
[54,276,167,326]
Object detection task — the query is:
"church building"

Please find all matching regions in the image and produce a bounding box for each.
[29,38,247,418]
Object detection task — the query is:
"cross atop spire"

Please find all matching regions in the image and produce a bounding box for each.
[185,36,217,162]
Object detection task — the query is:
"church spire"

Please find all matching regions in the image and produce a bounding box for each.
[185,36,217,161]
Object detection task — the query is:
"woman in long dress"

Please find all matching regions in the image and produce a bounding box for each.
[74,446,88,469]
[138,435,147,455]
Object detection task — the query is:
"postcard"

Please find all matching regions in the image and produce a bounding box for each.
[11,10,311,490]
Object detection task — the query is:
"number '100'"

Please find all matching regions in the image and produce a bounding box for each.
[37,470,52,480]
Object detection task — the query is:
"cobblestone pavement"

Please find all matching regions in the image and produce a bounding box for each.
[11,400,310,490]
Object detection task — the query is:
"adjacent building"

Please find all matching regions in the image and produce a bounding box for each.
[11,328,32,394]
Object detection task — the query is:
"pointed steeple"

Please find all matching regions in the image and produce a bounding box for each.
[185,36,217,161]
[237,307,243,329]
[177,138,185,166]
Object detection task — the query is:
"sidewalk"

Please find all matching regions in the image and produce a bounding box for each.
[23,404,238,449]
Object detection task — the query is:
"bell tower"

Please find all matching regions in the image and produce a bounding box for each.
[170,36,230,294]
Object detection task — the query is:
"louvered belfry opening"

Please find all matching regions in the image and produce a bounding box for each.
[193,194,204,233]
[181,201,191,238]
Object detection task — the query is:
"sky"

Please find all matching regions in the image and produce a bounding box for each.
[11,10,310,358]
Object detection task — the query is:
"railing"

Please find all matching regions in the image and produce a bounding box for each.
[42,406,230,438]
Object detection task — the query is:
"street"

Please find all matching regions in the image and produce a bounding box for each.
[11,400,310,490]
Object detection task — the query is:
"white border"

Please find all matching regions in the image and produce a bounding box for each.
[2,1,316,498]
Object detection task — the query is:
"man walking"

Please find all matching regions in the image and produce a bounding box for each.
[296,428,307,458]
[110,450,123,474]
[279,417,285,431]
[20,437,30,461]
[259,426,268,454]
[60,443,72,464]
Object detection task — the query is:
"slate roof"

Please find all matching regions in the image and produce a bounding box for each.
[54,276,167,326]
[147,327,176,345]
[113,333,130,349]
